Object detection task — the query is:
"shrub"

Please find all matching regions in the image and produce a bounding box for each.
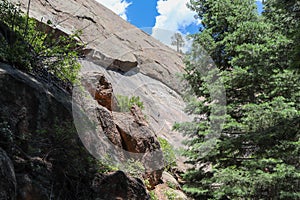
[121,158,145,178]
[166,180,177,190]
[116,95,144,112]
[164,189,177,200]
[0,0,83,84]
[97,156,119,174]
[149,190,159,200]
[158,137,177,171]
[97,157,145,178]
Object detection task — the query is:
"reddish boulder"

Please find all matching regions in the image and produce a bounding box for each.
[81,71,118,111]
[113,106,164,187]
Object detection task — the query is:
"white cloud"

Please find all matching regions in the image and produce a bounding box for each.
[96,0,131,20]
[152,0,200,52]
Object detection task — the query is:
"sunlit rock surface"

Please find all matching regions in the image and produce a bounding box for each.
[11,0,191,157]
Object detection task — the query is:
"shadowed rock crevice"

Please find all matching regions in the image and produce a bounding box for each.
[84,49,138,74]
[76,15,96,23]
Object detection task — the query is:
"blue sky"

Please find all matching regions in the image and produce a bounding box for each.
[96,0,263,50]
[126,0,159,28]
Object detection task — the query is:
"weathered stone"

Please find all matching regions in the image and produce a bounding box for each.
[0,148,16,200]
[72,88,124,164]
[153,184,189,200]
[162,171,180,190]
[113,107,158,154]
[81,71,118,111]
[92,171,150,200]
[113,108,164,187]
[11,0,192,157]
[130,105,148,126]
[0,63,72,136]
[95,105,123,148]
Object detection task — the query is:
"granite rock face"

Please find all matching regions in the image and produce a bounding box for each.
[10,0,191,151]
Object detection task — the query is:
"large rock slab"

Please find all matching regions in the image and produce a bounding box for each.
[10,0,192,171]
[10,0,185,92]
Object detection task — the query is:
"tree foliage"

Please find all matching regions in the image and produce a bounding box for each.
[0,0,83,84]
[171,32,185,53]
[158,137,177,171]
[175,0,300,199]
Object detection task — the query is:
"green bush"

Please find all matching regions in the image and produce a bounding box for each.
[121,158,145,178]
[96,156,119,174]
[97,157,145,178]
[164,189,177,200]
[116,95,144,112]
[149,190,159,200]
[0,0,83,84]
[166,180,177,190]
[158,137,177,171]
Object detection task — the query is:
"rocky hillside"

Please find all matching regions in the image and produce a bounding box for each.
[10,0,191,147]
[0,63,152,199]
[0,0,192,199]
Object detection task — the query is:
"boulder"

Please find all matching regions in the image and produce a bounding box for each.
[95,105,123,148]
[113,106,164,187]
[162,171,180,190]
[92,171,150,200]
[81,71,118,111]
[113,112,155,154]
[153,184,189,200]
[130,105,148,126]
[72,85,124,162]
[0,148,17,200]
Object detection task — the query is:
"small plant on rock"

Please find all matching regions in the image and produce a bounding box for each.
[158,137,177,171]
[149,190,159,200]
[116,94,144,112]
[121,158,145,178]
[164,188,177,200]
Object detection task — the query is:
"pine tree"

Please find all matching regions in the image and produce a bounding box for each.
[175,0,300,199]
[264,0,300,67]
[171,32,185,53]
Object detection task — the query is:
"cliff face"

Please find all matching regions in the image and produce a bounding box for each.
[1,0,192,199]
[10,0,191,148]
[0,63,154,199]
